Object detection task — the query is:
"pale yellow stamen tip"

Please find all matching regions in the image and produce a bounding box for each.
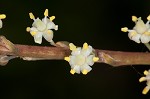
[130,31,137,37]
[70,69,75,74]
[147,15,150,21]
[139,77,146,82]
[144,70,149,75]
[82,69,88,75]
[142,86,150,95]
[69,43,76,51]
[26,27,30,32]
[132,16,138,22]
[29,13,35,19]
[50,16,55,21]
[0,14,6,19]
[47,30,52,34]
[93,57,99,62]
[83,43,88,49]
[44,9,48,16]
[121,27,128,32]
[31,31,37,36]
[64,57,70,62]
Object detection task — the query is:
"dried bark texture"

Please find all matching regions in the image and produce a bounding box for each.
[0,35,150,66]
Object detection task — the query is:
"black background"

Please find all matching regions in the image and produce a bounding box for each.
[0,0,150,99]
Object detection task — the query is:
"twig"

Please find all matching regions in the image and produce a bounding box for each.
[0,35,150,66]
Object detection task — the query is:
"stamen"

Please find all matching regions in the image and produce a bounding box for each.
[26,27,30,32]
[121,27,128,32]
[64,57,70,62]
[132,16,138,22]
[29,13,35,19]
[83,42,88,49]
[44,9,48,16]
[144,70,149,75]
[142,86,150,94]
[69,43,76,51]
[147,15,150,21]
[70,69,75,74]
[50,16,55,21]
[82,69,88,75]
[93,57,99,62]
[31,31,37,36]
[139,77,146,82]
[0,14,6,19]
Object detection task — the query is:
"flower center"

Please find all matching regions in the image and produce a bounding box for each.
[74,55,85,66]
[33,19,46,31]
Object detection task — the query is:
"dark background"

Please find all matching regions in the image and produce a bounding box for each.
[0,0,150,99]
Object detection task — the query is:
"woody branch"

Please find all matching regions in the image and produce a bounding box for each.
[0,35,150,66]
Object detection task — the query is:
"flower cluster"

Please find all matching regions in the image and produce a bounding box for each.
[64,43,99,75]
[26,9,58,45]
[139,70,150,94]
[0,14,6,28]
[121,15,150,43]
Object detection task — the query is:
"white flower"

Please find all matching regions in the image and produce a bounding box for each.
[26,9,58,45]
[64,43,99,75]
[121,15,150,43]
[139,70,150,94]
[0,14,6,28]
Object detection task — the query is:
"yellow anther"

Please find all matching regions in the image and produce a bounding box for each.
[29,13,35,19]
[139,77,146,82]
[31,31,37,36]
[142,87,149,95]
[50,16,55,21]
[144,32,150,36]
[44,9,48,16]
[69,43,76,51]
[64,57,70,62]
[82,69,88,75]
[26,27,30,32]
[130,31,137,37]
[70,69,75,74]
[144,70,149,75]
[132,16,138,22]
[147,15,150,21]
[93,57,99,62]
[121,27,128,32]
[0,14,6,19]
[83,42,88,49]
[47,30,52,34]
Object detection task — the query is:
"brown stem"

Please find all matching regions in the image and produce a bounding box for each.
[0,36,150,66]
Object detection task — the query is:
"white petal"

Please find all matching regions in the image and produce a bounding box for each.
[71,48,81,56]
[0,20,2,28]
[131,34,141,43]
[146,21,150,29]
[81,64,92,72]
[34,32,43,44]
[81,46,93,57]
[30,27,38,32]
[86,55,94,66]
[43,30,53,43]
[32,18,46,31]
[42,17,49,24]
[141,34,150,43]
[73,66,80,74]
[47,21,56,30]
[128,30,137,39]
[70,56,76,65]
[133,18,147,34]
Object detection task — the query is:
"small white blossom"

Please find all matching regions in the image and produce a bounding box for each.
[121,15,150,43]
[64,43,99,75]
[0,14,6,28]
[26,9,58,45]
[139,70,150,94]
